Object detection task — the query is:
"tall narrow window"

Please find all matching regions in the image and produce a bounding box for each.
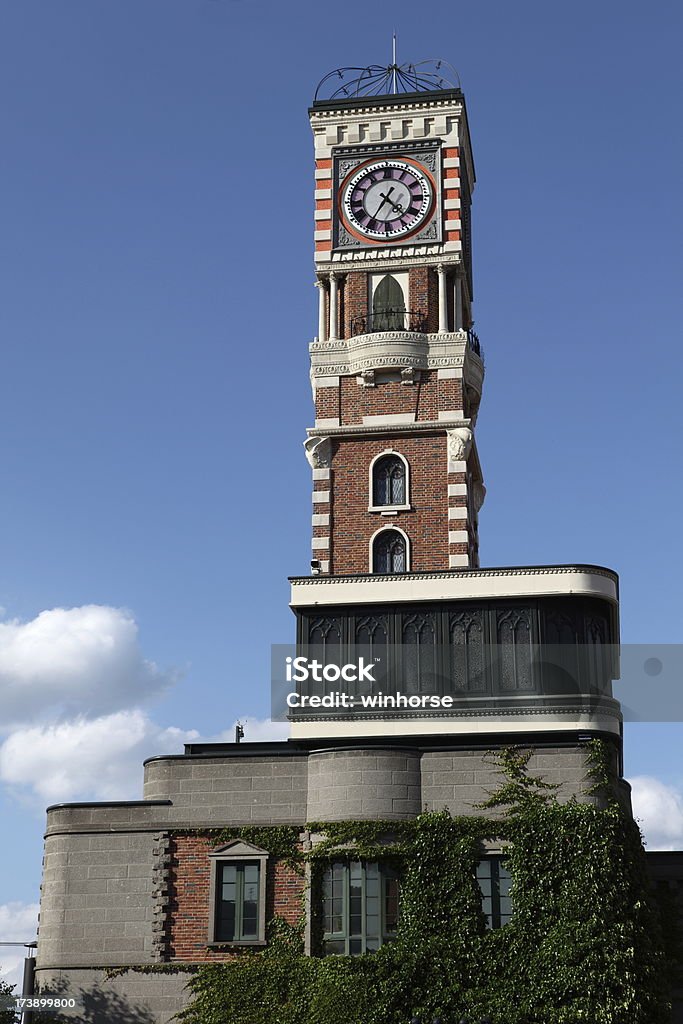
[476,857,512,929]
[322,861,399,955]
[372,530,407,574]
[372,274,406,332]
[209,840,268,946]
[373,455,406,507]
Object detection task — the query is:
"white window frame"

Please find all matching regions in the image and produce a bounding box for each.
[368,450,411,512]
[208,840,269,946]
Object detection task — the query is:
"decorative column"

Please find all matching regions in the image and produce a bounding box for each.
[315,280,328,342]
[329,272,339,341]
[454,276,463,332]
[437,264,448,333]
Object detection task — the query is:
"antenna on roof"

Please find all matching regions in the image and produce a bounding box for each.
[392,32,397,94]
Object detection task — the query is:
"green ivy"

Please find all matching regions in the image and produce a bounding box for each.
[176,741,674,1024]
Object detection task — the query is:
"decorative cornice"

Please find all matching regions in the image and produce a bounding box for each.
[315,250,461,269]
[289,565,620,585]
[306,418,472,439]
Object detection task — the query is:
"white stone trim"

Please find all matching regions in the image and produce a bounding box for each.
[315,417,340,428]
[368,449,411,512]
[448,530,469,543]
[319,560,330,574]
[315,168,332,180]
[314,209,331,221]
[444,198,461,210]
[449,553,470,567]
[312,490,330,504]
[290,566,620,608]
[309,329,470,377]
[314,229,332,241]
[368,524,411,573]
[448,459,467,473]
[438,368,462,379]
[312,514,330,527]
[448,483,468,496]
[311,537,329,551]
[312,468,330,481]
[312,375,339,388]
[445,218,461,230]
[439,410,462,420]
[448,507,468,521]
[290,714,621,741]
[315,189,332,200]
[442,157,460,168]
[362,413,415,425]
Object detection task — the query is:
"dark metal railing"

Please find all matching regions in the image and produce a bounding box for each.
[467,327,482,358]
[350,309,427,336]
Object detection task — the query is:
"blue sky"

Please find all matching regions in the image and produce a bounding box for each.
[0,0,681,983]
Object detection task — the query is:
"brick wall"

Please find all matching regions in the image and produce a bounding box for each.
[338,371,440,425]
[167,834,304,962]
[329,433,450,574]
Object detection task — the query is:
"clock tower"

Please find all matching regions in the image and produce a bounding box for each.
[291,61,621,747]
[306,62,484,576]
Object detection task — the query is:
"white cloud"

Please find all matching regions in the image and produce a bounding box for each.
[629,775,683,850]
[0,711,199,803]
[0,901,39,992]
[0,714,290,806]
[0,605,175,726]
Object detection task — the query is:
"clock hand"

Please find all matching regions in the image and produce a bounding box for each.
[375,187,396,217]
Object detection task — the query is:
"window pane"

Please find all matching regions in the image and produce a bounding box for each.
[216,862,261,943]
[477,857,512,930]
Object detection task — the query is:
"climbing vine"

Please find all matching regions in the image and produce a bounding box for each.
[175,741,674,1024]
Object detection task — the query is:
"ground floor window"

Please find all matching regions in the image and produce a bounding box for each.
[322,860,399,954]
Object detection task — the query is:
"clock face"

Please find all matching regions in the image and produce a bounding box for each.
[339,157,434,242]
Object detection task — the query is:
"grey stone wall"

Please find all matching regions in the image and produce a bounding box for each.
[38,832,157,969]
[307,748,421,820]
[420,746,596,816]
[34,967,192,1024]
[143,756,308,823]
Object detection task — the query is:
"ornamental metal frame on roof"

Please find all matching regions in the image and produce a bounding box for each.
[314,58,461,104]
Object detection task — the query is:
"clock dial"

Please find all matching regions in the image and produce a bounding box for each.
[340,158,434,242]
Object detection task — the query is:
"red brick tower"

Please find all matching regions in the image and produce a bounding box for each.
[305,70,485,576]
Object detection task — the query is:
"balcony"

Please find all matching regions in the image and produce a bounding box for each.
[348,310,482,359]
[309,325,483,385]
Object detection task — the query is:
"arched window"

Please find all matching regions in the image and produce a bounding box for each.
[372,455,406,507]
[372,274,406,332]
[372,529,407,574]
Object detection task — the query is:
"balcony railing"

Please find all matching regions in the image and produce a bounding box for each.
[467,328,482,358]
[350,309,427,336]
